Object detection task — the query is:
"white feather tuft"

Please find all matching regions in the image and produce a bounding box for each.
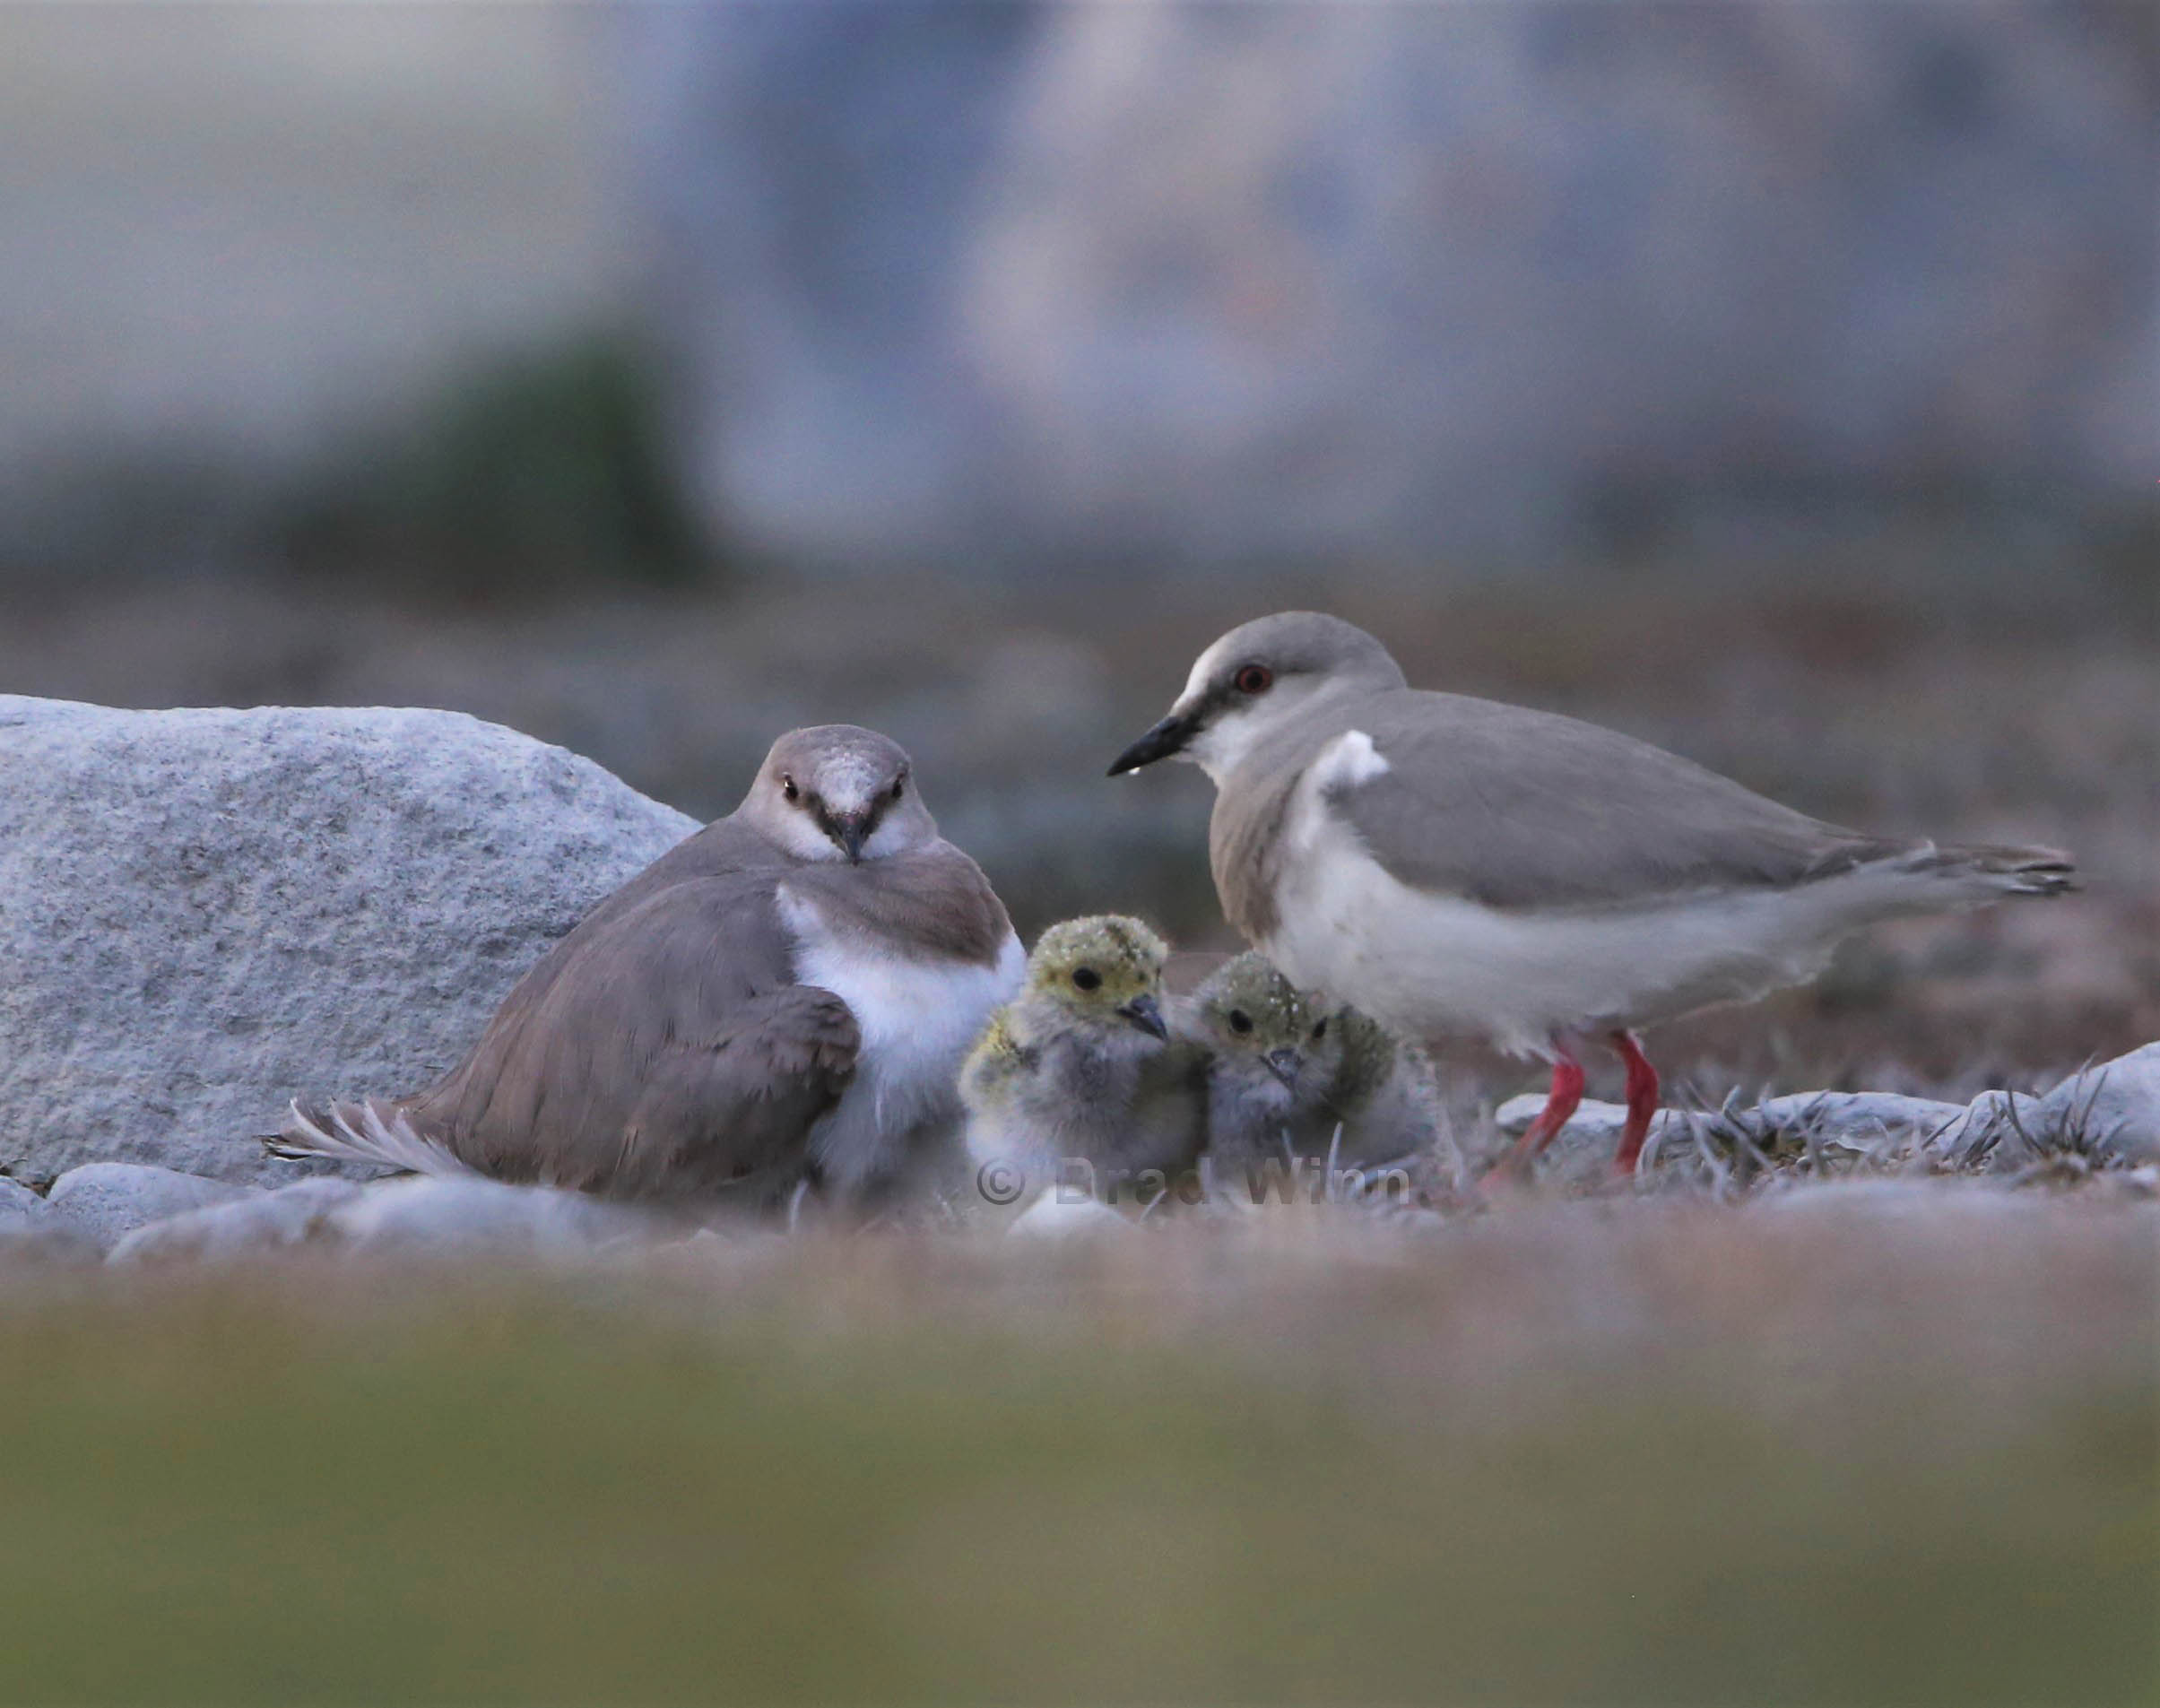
[270,1098,481,1179]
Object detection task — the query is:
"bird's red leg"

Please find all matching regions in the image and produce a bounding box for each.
[1491,1042,1586,1178]
[1609,1029,1660,1175]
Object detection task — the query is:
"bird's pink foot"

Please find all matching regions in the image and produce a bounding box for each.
[1488,1045,1586,1183]
[1609,1029,1660,1176]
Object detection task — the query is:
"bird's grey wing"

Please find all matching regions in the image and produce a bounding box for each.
[1334,692,1904,910]
[420,816,784,1064]
[605,985,860,1203]
[401,863,815,1192]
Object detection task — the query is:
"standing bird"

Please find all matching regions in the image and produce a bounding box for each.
[1109,612,2075,1178]
[960,915,1207,1195]
[275,725,1021,1209]
[1182,951,1449,1176]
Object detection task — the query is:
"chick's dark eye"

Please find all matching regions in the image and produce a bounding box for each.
[1234,663,1273,696]
[890,776,906,801]
[780,775,799,802]
[1227,1010,1253,1035]
[1312,1019,1327,1040]
[1071,967,1101,992]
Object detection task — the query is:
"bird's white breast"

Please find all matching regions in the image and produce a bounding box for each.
[777,887,1025,1191]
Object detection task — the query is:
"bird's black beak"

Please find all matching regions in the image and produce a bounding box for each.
[1107,712,1199,776]
[1262,1047,1302,1092]
[1117,993,1169,1040]
[828,814,869,863]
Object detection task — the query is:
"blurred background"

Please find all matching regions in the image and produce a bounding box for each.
[3,2,2154,1098]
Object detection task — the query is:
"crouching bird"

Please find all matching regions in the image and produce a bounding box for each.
[960,915,1207,1201]
[1110,611,2077,1179]
[1181,951,1449,1179]
[274,725,1022,1210]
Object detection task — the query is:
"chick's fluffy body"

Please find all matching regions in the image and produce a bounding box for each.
[961,916,1206,1181]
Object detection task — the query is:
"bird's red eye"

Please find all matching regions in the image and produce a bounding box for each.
[781,775,799,802]
[1234,664,1273,695]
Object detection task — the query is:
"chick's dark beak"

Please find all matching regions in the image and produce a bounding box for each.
[1117,992,1169,1040]
[1262,1047,1302,1091]
[1107,712,1199,776]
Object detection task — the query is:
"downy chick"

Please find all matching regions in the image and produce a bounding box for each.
[961,915,1206,1192]
[1179,951,1329,1174]
[1184,952,1452,1177]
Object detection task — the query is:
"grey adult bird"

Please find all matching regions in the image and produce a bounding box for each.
[1109,612,2075,1177]
[275,725,1021,1209]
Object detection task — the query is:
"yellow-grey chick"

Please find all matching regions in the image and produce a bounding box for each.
[961,915,1207,1192]
[1313,1001,1454,1175]
[1183,952,1450,1176]
[1177,951,1325,1173]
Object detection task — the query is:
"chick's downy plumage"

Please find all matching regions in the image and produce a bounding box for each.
[1178,952,1329,1169]
[961,915,1206,1183]
[1183,952,1450,1175]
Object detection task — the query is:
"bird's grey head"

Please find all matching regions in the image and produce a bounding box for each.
[1023,915,1173,1043]
[1108,612,1407,783]
[742,724,938,863]
[1190,951,1337,1097]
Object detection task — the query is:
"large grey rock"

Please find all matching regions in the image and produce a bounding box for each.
[47,1162,252,1253]
[630,6,2150,572]
[0,697,698,1185]
[107,1178,365,1265]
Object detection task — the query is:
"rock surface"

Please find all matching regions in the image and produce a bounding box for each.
[1498,1088,2021,1173]
[1496,1060,2160,1180]
[107,1178,365,1265]
[46,1163,254,1253]
[0,697,697,1185]
[106,1175,672,1264]
[0,1177,51,1225]
[1492,1097,1687,1164]
[325,1176,668,1257]
[2035,1045,2160,1166]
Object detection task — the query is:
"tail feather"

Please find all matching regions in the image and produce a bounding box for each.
[267,1098,481,1179]
[1921,841,2079,898]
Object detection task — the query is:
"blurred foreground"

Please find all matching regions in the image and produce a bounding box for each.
[3,1194,2153,1704]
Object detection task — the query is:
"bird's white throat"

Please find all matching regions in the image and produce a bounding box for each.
[1181,682,1368,786]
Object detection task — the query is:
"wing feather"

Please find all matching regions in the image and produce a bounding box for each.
[1331,691,1906,910]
